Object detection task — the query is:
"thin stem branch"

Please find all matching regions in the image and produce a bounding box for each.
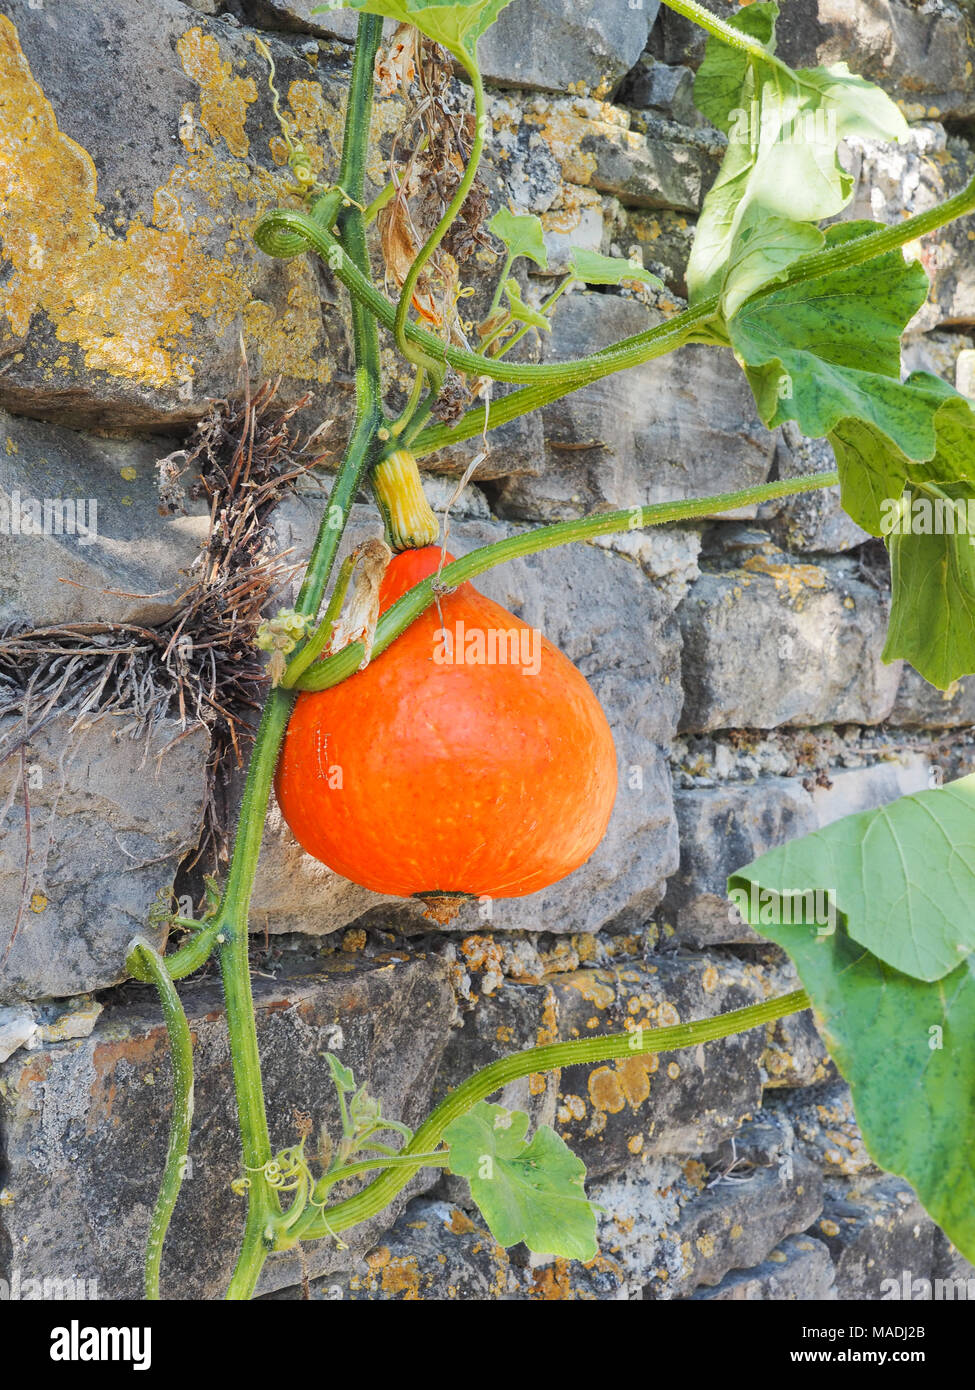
[219,12,387,1302]
[126,937,195,1300]
[393,56,486,369]
[293,470,839,693]
[292,989,809,1241]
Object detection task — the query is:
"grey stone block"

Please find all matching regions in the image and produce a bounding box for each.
[1,409,209,628]
[0,0,361,429]
[687,1233,836,1300]
[0,952,455,1299]
[678,555,901,732]
[493,294,777,522]
[0,712,209,1003]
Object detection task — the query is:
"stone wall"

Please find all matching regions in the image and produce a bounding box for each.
[1,0,975,1300]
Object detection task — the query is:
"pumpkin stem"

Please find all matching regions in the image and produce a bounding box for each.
[416,892,471,926]
[372,448,440,552]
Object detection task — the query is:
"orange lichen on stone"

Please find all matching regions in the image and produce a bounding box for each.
[683,1158,708,1191]
[743,553,829,601]
[176,28,257,158]
[380,1255,421,1299]
[562,970,617,1010]
[446,1207,477,1236]
[614,1054,652,1108]
[587,1065,626,1115]
[0,17,330,393]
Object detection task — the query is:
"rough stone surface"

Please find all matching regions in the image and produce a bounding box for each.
[686,1233,836,1301]
[662,754,933,947]
[768,1081,880,1181]
[761,427,870,556]
[0,0,363,429]
[662,778,818,946]
[814,1175,935,1301]
[844,127,975,336]
[891,665,975,728]
[0,713,209,1003]
[595,1112,823,1298]
[479,0,660,98]
[1,409,209,628]
[492,295,777,522]
[0,952,455,1298]
[437,952,773,1180]
[620,58,704,128]
[678,553,902,732]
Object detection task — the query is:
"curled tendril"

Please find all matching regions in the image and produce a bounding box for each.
[253,35,324,202]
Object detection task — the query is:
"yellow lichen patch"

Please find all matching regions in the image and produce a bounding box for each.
[695,1232,717,1258]
[627,1134,644,1155]
[588,1065,625,1115]
[743,553,828,601]
[380,1255,420,1299]
[0,17,329,393]
[682,1159,708,1192]
[177,29,257,157]
[541,181,602,235]
[558,1093,587,1123]
[562,970,617,1009]
[819,1218,840,1237]
[614,1054,652,1109]
[528,107,598,186]
[446,1207,477,1236]
[242,260,330,384]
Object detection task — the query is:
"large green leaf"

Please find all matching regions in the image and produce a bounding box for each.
[730,776,975,1261]
[728,774,975,983]
[754,915,975,1264]
[688,2,908,317]
[443,1101,598,1259]
[317,0,514,59]
[824,376,975,686]
[728,222,931,448]
[884,479,975,688]
[830,372,975,535]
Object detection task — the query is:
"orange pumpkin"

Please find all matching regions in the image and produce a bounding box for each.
[275,546,617,902]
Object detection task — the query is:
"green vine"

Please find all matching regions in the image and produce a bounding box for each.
[126,0,975,1297]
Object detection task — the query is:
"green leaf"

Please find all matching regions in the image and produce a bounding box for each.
[688,2,908,317]
[443,1101,598,1260]
[728,222,931,450]
[488,208,548,270]
[819,373,975,687]
[317,0,514,60]
[567,247,662,289]
[884,479,975,688]
[729,774,975,1261]
[751,912,975,1265]
[692,0,779,134]
[326,1052,356,1093]
[728,774,975,984]
[830,372,975,535]
[502,279,551,333]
